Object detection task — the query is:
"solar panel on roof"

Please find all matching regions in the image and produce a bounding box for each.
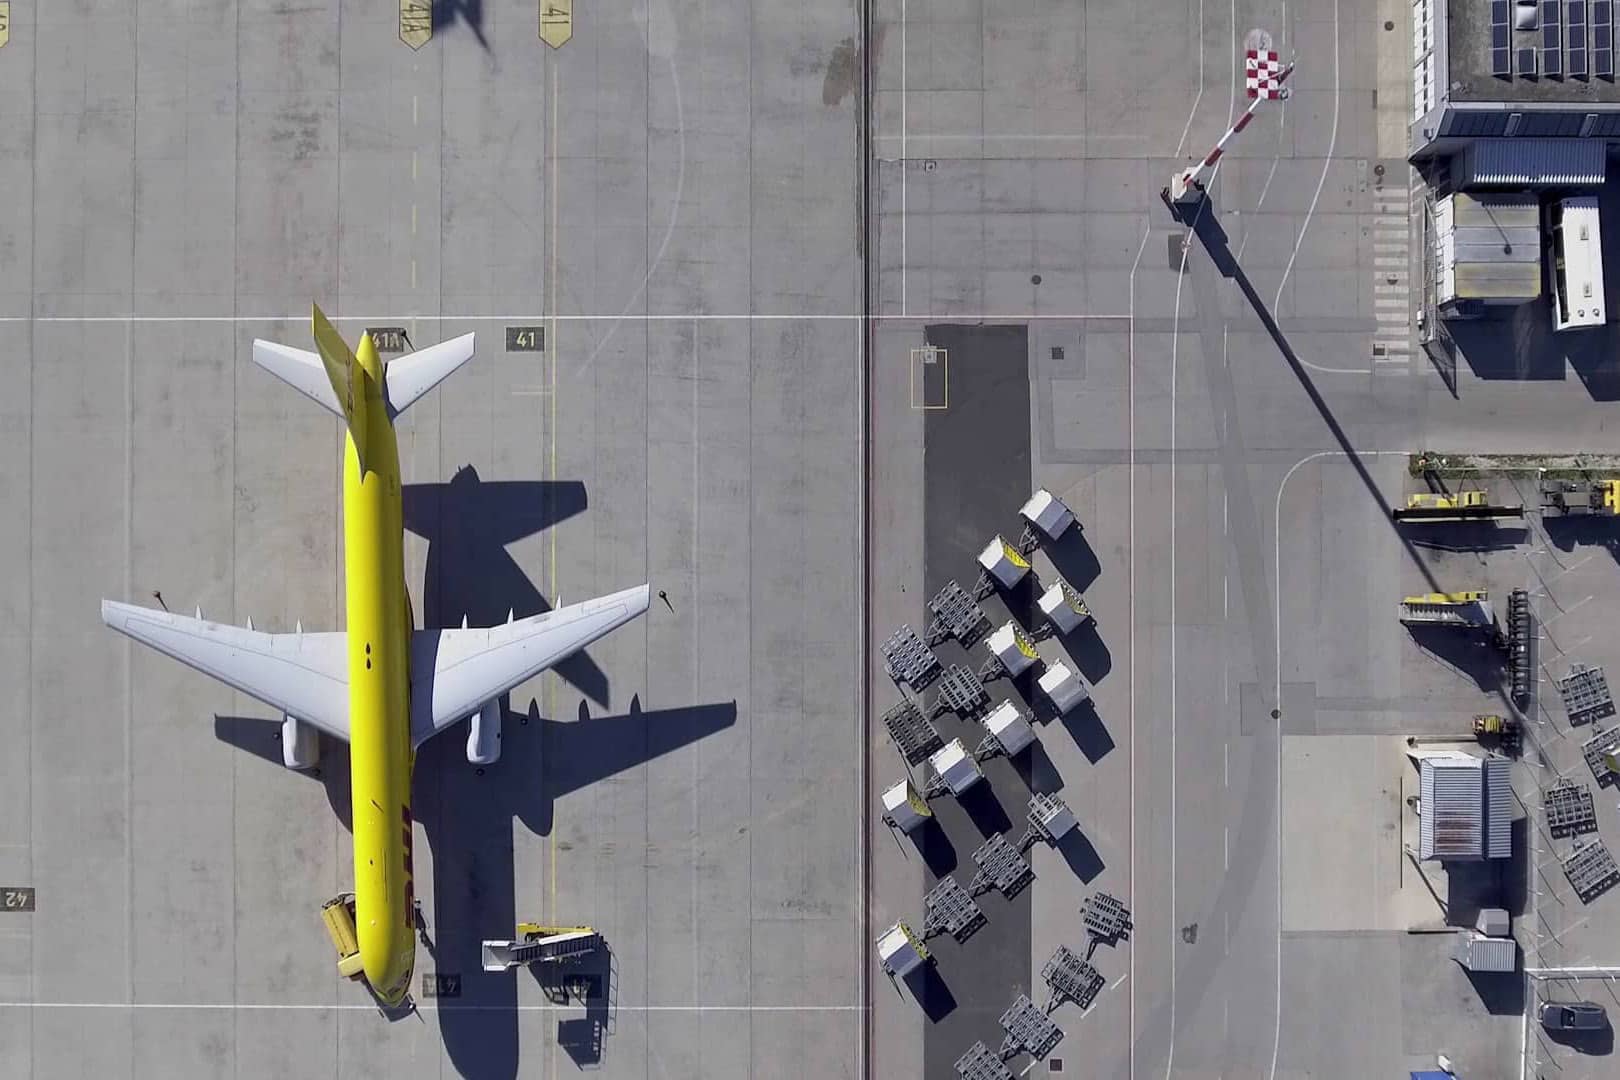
[1600,3,1615,78]
[1491,0,1514,76]
[1573,0,1590,76]
[1520,45,1540,74]
[1545,0,1565,76]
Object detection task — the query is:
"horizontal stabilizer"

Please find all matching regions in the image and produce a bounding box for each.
[251,342,344,419]
[385,332,477,417]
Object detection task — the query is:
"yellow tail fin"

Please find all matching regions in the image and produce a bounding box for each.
[311,304,371,469]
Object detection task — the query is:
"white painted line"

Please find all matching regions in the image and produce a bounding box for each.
[3,312,1151,326]
[0,1002,865,1012]
[1272,0,1341,331]
[1172,0,1209,160]
[1540,594,1595,627]
[1272,451,1425,1080]
[1127,220,1150,1080]
[873,132,1148,143]
[900,0,908,318]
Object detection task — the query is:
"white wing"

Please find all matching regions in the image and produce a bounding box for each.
[384,332,477,417]
[101,601,350,741]
[410,584,650,747]
[250,341,344,419]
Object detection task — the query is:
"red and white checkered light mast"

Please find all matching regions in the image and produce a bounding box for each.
[1169,34,1294,203]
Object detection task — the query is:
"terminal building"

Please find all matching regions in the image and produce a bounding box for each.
[1413,0,1620,162]
[1413,0,1619,332]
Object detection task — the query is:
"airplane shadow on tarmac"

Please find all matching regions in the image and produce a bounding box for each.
[415,694,736,1076]
[404,465,611,707]
[216,465,738,1077]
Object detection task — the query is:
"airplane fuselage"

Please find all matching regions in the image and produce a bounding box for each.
[342,333,416,1006]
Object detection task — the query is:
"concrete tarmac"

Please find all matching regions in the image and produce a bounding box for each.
[864,0,1613,1078]
[0,4,863,1078]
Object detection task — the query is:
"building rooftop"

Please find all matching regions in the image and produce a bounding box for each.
[1450,0,1620,104]
[1437,192,1542,303]
[1417,753,1514,861]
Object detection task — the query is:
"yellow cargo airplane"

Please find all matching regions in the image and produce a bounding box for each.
[101,307,649,1006]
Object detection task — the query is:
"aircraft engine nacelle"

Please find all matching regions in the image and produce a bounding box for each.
[281,714,321,770]
[466,699,502,766]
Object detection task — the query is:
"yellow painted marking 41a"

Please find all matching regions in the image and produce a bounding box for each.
[541,0,573,48]
[0,4,11,49]
[400,1,432,50]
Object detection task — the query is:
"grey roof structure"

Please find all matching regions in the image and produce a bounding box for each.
[1454,138,1608,187]
[1417,753,1514,861]
[1453,931,1517,972]
[1436,193,1543,304]
[1413,0,1620,156]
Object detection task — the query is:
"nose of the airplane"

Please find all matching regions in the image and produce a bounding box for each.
[359,919,415,1006]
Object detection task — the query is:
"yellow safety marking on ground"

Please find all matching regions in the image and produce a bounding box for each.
[909,346,948,409]
[540,0,573,48]
[399,1,432,50]
[0,4,10,49]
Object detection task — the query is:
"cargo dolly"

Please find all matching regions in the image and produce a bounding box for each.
[1558,664,1616,727]
[1545,780,1598,839]
[1563,841,1620,904]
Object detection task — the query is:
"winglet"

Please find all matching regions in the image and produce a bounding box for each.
[311,304,371,471]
